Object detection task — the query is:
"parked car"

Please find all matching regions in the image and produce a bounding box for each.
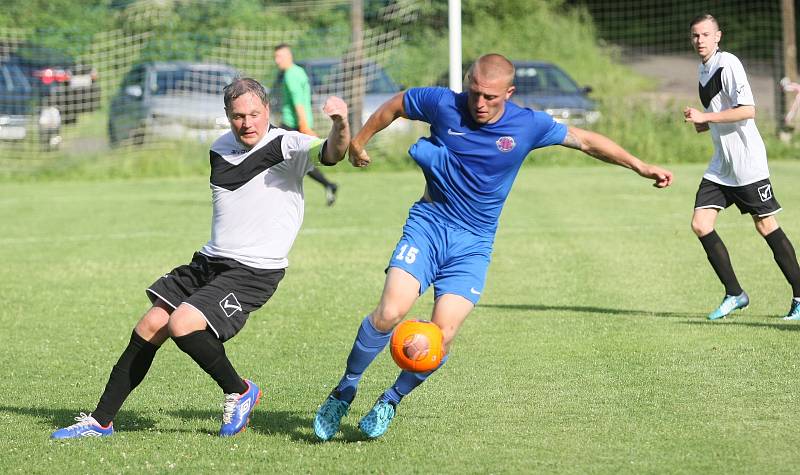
[108,61,237,146]
[271,58,408,130]
[6,43,100,124]
[510,61,600,125]
[438,60,600,125]
[0,61,61,150]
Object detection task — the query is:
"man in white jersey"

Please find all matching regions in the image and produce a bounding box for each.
[51,78,350,439]
[684,14,800,321]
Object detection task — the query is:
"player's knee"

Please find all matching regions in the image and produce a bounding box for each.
[691,218,712,237]
[166,307,206,338]
[371,305,406,332]
[136,307,170,340]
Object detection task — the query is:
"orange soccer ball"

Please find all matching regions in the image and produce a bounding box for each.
[390,319,444,372]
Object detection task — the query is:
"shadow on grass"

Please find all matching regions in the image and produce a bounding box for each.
[0,405,158,433]
[480,303,697,319]
[681,320,800,331]
[168,408,370,443]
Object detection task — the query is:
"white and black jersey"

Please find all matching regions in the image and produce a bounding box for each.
[199,126,325,269]
[698,50,769,186]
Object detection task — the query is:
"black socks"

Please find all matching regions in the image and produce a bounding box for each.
[699,230,743,296]
[172,330,247,395]
[764,228,800,297]
[93,330,159,427]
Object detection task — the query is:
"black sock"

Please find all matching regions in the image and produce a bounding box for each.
[699,230,743,296]
[307,167,334,188]
[93,330,159,427]
[764,228,800,297]
[172,330,247,394]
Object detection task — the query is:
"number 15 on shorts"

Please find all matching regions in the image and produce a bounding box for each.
[395,244,419,264]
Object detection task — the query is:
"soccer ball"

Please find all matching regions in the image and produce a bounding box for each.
[390,319,444,372]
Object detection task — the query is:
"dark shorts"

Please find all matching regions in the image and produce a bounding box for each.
[146,252,285,342]
[694,178,782,217]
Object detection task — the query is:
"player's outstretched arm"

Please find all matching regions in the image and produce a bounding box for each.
[348,91,407,167]
[561,126,673,188]
[320,96,350,165]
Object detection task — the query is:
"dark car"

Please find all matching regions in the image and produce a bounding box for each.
[108,61,236,146]
[0,61,61,150]
[510,61,599,125]
[271,58,409,131]
[6,43,100,124]
[439,60,600,126]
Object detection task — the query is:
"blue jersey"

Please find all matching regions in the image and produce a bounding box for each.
[403,87,567,237]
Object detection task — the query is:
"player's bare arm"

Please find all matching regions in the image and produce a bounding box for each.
[683,104,755,125]
[349,91,408,167]
[561,126,673,188]
[320,96,350,165]
[295,104,316,136]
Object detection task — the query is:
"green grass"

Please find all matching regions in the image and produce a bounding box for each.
[2,162,800,473]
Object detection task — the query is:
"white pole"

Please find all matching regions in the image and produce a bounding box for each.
[448,0,462,92]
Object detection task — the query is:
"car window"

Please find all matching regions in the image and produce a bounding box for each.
[515,65,581,94]
[153,68,234,96]
[0,64,30,92]
[121,64,145,89]
[303,62,398,95]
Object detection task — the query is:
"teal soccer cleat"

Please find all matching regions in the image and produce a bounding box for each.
[313,394,350,441]
[358,399,396,439]
[51,413,113,439]
[707,292,749,320]
[782,299,800,320]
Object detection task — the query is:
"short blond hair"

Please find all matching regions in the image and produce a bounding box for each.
[467,54,515,87]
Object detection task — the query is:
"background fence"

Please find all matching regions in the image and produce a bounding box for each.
[0,0,791,173]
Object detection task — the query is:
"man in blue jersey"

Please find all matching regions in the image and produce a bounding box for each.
[313,54,673,441]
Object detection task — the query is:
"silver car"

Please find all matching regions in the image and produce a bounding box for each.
[108,61,236,146]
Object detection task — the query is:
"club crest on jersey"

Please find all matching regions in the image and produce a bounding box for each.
[758,184,772,202]
[219,293,242,318]
[496,136,516,152]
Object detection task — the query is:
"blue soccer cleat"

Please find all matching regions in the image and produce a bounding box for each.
[707,292,749,320]
[358,399,396,439]
[219,379,261,437]
[51,412,113,439]
[313,393,350,441]
[782,299,800,321]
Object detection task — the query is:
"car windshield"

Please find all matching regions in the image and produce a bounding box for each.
[153,68,234,96]
[0,64,31,91]
[514,65,581,94]
[305,62,398,94]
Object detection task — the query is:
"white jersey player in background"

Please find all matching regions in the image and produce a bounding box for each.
[684,13,800,321]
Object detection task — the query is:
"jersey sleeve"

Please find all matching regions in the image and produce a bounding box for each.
[723,55,755,107]
[530,110,568,149]
[403,87,448,123]
[281,132,323,175]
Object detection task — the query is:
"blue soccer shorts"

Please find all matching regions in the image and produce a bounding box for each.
[387,206,493,305]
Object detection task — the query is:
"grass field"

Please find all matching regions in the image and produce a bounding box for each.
[2,162,800,473]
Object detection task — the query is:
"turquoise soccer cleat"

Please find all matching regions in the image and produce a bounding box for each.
[358,399,396,439]
[51,413,113,439]
[782,299,800,321]
[707,292,749,320]
[314,394,350,441]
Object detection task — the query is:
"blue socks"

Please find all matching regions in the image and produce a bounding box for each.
[381,354,449,406]
[335,316,391,403]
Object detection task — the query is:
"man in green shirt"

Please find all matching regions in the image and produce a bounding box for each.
[274,43,339,206]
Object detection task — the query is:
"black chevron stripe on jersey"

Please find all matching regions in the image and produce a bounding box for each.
[210,135,284,191]
[699,67,724,109]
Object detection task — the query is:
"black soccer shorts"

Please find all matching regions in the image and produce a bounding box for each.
[694,177,782,217]
[146,252,285,342]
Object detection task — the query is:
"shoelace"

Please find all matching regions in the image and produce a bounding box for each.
[221,393,241,424]
[66,412,96,430]
[374,403,393,424]
[320,398,346,421]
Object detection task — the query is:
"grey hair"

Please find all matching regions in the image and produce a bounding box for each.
[223,77,269,110]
